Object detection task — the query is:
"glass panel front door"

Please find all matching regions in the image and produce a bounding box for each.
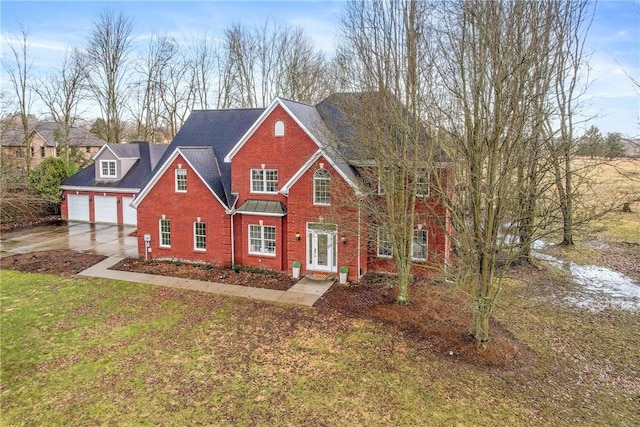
[307,223,337,273]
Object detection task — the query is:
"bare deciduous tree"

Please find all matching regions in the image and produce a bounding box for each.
[34,48,89,162]
[433,0,570,342]
[86,10,134,143]
[128,33,177,142]
[546,0,595,246]
[220,22,329,108]
[335,0,437,304]
[2,25,34,174]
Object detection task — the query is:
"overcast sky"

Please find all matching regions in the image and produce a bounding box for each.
[2,0,638,137]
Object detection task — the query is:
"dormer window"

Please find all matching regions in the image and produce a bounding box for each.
[100,160,117,178]
[175,168,187,192]
[274,120,285,137]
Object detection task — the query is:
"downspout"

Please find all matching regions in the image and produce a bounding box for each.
[228,197,239,267]
[230,210,235,266]
[357,202,362,283]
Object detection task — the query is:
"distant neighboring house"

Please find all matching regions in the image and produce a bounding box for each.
[622,137,640,158]
[0,121,106,168]
[60,94,453,280]
[60,142,169,225]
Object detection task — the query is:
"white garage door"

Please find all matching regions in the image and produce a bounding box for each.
[67,195,90,222]
[122,196,137,225]
[94,195,118,224]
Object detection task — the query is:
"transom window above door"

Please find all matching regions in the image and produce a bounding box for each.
[251,169,278,193]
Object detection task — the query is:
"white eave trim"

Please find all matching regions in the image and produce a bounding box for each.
[60,186,139,193]
[92,144,139,161]
[280,150,323,195]
[224,98,280,163]
[280,149,363,197]
[224,97,326,163]
[131,147,228,210]
[235,211,287,217]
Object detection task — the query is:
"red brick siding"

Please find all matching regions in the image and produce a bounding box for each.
[365,166,453,276]
[230,105,319,208]
[285,157,364,280]
[234,215,285,271]
[136,154,231,266]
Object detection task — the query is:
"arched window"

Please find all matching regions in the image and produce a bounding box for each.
[274,120,285,136]
[313,169,331,205]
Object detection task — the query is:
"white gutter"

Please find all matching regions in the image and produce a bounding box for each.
[61,186,139,193]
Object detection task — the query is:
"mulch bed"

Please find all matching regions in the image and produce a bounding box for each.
[111,258,297,291]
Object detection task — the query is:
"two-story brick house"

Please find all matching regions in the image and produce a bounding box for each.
[130,95,452,280]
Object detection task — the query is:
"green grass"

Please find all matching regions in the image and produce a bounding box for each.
[2,269,638,426]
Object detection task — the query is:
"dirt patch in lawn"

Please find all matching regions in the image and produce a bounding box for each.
[1,250,535,372]
[1,250,107,275]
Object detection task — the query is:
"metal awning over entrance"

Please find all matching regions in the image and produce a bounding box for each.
[236,199,287,217]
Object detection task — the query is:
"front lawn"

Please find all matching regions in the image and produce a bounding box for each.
[2,269,638,426]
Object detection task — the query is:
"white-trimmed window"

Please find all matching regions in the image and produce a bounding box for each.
[194,221,206,250]
[313,169,331,205]
[417,170,430,197]
[175,168,187,192]
[100,160,117,178]
[159,219,171,248]
[249,224,276,255]
[275,120,285,136]
[412,229,428,261]
[251,169,278,193]
[377,228,393,258]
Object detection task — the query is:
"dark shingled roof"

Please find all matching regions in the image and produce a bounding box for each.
[179,147,227,206]
[62,141,169,189]
[316,92,450,164]
[146,108,264,208]
[2,122,106,147]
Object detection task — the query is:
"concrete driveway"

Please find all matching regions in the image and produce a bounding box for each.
[1,222,139,258]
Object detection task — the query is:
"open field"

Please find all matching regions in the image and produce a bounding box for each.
[2,268,638,426]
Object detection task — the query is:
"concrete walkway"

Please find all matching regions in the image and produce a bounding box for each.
[79,256,335,307]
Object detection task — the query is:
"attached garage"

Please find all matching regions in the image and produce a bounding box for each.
[94,195,118,224]
[122,196,137,225]
[67,195,90,222]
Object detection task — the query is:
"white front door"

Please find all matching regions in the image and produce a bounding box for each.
[307,223,337,273]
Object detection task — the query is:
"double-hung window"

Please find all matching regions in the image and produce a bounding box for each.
[100,160,117,178]
[251,169,278,193]
[159,219,171,248]
[416,170,430,197]
[249,224,276,255]
[412,229,428,261]
[194,221,206,250]
[377,228,393,258]
[175,168,187,192]
[313,169,331,205]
